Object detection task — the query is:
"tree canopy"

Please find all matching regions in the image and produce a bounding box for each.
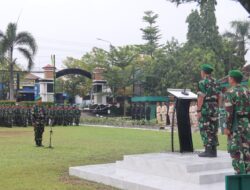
[0,23,37,100]
[166,0,250,14]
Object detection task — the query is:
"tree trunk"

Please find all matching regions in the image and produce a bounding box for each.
[8,48,14,100]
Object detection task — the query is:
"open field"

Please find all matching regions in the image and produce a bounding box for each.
[0,126,228,190]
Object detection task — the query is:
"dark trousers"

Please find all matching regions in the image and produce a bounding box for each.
[34,125,44,146]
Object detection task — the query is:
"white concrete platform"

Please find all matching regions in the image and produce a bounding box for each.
[69,151,234,190]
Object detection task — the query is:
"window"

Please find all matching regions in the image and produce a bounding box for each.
[93,84,102,93]
[47,83,54,93]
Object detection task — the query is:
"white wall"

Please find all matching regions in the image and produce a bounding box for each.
[75,95,83,104]
[39,82,54,102]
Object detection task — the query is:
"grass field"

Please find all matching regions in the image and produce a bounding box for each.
[0,126,228,190]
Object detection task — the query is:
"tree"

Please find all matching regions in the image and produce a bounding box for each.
[221,38,242,74]
[142,38,182,95]
[200,0,220,48]
[146,38,225,92]
[186,10,203,46]
[224,20,250,66]
[177,46,224,89]
[0,61,10,99]
[167,0,204,5]
[62,57,92,100]
[82,47,109,68]
[185,0,223,54]
[104,45,139,115]
[184,0,224,77]
[0,23,37,100]
[167,0,250,14]
[140,10,162,57]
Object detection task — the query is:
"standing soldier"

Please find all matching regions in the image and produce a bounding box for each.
[161,102,167,125]
[45,105,50,126]
[75,106,81,126]
[63,105,67,126]
[27,106,32,126]
[145,103,151,124]
[53,106,58,126]
[3,106,7,126]
[69,106,74,125]
[140,103,145,125]
[32,96,46,147]
[136,104,141,125]
[0,106,3,126]
[156,102,162,125]
[58,106,63,126]
[224,70,250,174]
[131,103,136,124]
[197,64,221,157]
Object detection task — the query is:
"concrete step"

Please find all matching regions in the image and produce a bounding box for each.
[69,151,233,190]
[116,164,233,184]
[69,163,225,190]
[117,151,232,173]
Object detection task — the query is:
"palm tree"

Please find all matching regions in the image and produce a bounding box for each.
[224,20,250,66]
[0,23,37,100]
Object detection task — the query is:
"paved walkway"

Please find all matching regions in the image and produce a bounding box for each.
[80,123,171,131]
[79,123,200,132]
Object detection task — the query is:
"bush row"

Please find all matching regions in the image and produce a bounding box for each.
[0,101,55,107]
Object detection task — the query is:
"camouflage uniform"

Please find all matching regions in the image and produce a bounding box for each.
[32,105,46,146]
[198,76,220,149]
[224,84,250,174]
[74,107,81,126]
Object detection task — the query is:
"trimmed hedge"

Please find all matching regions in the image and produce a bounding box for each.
[0,101,16,106]
[0,101,55,107]
[18,101,55,107]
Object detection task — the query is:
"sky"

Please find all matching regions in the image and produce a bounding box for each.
[0,0,249,71]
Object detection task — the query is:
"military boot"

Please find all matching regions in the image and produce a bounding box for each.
[212,145,217,157]
[198,147,208,157]
[38,140,44,147]
[198,146,217,157]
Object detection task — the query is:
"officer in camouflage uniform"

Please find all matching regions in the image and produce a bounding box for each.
[74,106,81,126]
[197,64,221,157]
[7,106,13,127]
[131,103,136,124]
[27,106,31,126]
[32,96,46,147]
[224,70,250,174]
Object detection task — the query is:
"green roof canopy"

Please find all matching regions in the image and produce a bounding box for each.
[131,96,168,102]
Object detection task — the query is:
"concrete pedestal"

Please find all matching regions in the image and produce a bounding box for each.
[69,151,234,190]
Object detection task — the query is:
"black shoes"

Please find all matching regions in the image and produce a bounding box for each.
[198,146,217,157]
[35,140,43,147]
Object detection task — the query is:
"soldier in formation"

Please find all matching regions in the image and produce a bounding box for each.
[0,104,81,127]
[197,64,221,157]
[48,105,81,126]
[0,105,31,127]
[224,70,250,174]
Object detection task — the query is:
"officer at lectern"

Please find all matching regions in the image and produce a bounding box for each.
[197,64,221,157]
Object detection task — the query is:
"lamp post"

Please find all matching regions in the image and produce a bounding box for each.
[96,38,115,49]
[96,38,115,104]
[97,38,111,45]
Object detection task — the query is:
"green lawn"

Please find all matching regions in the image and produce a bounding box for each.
[0,126,228,190]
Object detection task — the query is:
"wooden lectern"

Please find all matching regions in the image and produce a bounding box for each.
[167,89,197,153]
